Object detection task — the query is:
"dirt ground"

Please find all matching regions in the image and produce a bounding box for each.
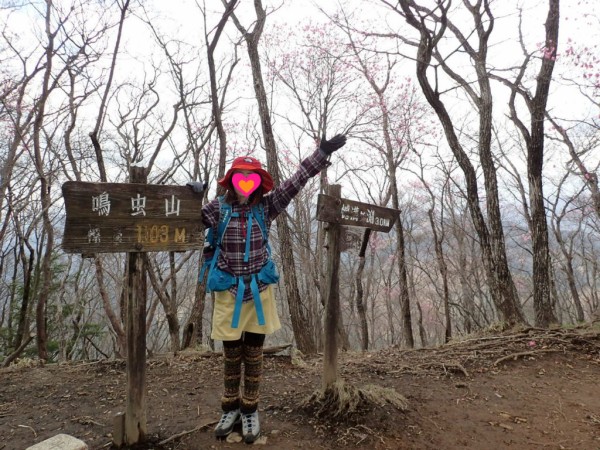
[1,326,600,450]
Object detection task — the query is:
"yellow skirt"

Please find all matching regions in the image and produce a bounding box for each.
[211,284,281,341]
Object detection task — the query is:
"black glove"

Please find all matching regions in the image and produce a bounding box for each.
[319,134,347,155]
[186,181,208,194]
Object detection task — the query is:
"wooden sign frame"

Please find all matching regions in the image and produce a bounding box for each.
[61,181,204,253]
[316,194,399,232]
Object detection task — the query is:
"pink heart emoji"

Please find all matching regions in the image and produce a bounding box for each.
[232,173,261,197]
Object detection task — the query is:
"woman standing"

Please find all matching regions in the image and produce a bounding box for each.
[199,135,346,443]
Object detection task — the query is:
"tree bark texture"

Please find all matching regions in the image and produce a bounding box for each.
[527,0,560,327]
[323,184,341,388]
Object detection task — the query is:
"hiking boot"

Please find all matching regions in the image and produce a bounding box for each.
[214,409,241,438]
[241,410,260,443]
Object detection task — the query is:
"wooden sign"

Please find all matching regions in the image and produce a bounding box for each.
[316,194,399,232]
[61,181,204,253]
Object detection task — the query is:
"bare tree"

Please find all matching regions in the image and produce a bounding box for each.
[228,0,316,353]
[548,173,586,322]
[389,0,526,326]
[203,0,238,185]
[263,19,364,351]
[337,13,418,347]
[89,0,130,183]
[489,1,560,326]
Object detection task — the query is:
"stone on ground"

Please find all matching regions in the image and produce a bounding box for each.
[25,434,88,450]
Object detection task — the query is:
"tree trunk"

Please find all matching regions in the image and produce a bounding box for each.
[234,1,316,353]
[355,255,368,351]
[182,257,206,349]
[206,0,238,189]
[90,0,130,183]
[395,223,413,347]
[428,209,451,343]
[416,301,428,348]
[564,257,584,322]
[456,225,477,332]
[500,0,560,326]
[33,0,56,362]
[527,0,560,327]
[15,242,35,349]
[94,257,126,356]
[145,254,180,353]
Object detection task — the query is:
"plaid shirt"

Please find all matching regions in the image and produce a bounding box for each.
[202,148,331,301]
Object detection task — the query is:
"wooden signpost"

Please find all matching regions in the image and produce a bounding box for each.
[316,193,398,232]
[61,170,204,446]
[317,188,399,388]
[62,180,204,254]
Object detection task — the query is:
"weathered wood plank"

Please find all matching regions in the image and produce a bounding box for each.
[316,194,399,232]
[61,181,204,253]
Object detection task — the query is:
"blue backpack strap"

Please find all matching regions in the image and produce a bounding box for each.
[215,196,232,246]
[232,274,265,328]
[231,202,269,329]
[204,196,232,290]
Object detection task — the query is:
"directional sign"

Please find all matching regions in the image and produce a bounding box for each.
[61,181,204,253]
[316,194,399,232]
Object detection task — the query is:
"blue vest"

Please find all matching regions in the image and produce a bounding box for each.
[200,196,278,328]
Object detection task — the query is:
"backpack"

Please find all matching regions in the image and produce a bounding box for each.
[199,195,271,288]
[200,196,277,328]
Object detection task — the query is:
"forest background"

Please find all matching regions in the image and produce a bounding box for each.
[1,0,599,364]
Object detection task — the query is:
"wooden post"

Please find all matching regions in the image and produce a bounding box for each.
[61,172,206,445]
[323,184,342,388]
[125,166,147,445]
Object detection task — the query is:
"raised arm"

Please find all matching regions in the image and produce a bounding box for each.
[265,135,347,220]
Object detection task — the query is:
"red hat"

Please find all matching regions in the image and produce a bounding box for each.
[218,156,274,193]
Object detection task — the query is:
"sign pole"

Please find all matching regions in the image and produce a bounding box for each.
[323,184,342,389]
[125,166,148,445]
[61,174,205,445]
